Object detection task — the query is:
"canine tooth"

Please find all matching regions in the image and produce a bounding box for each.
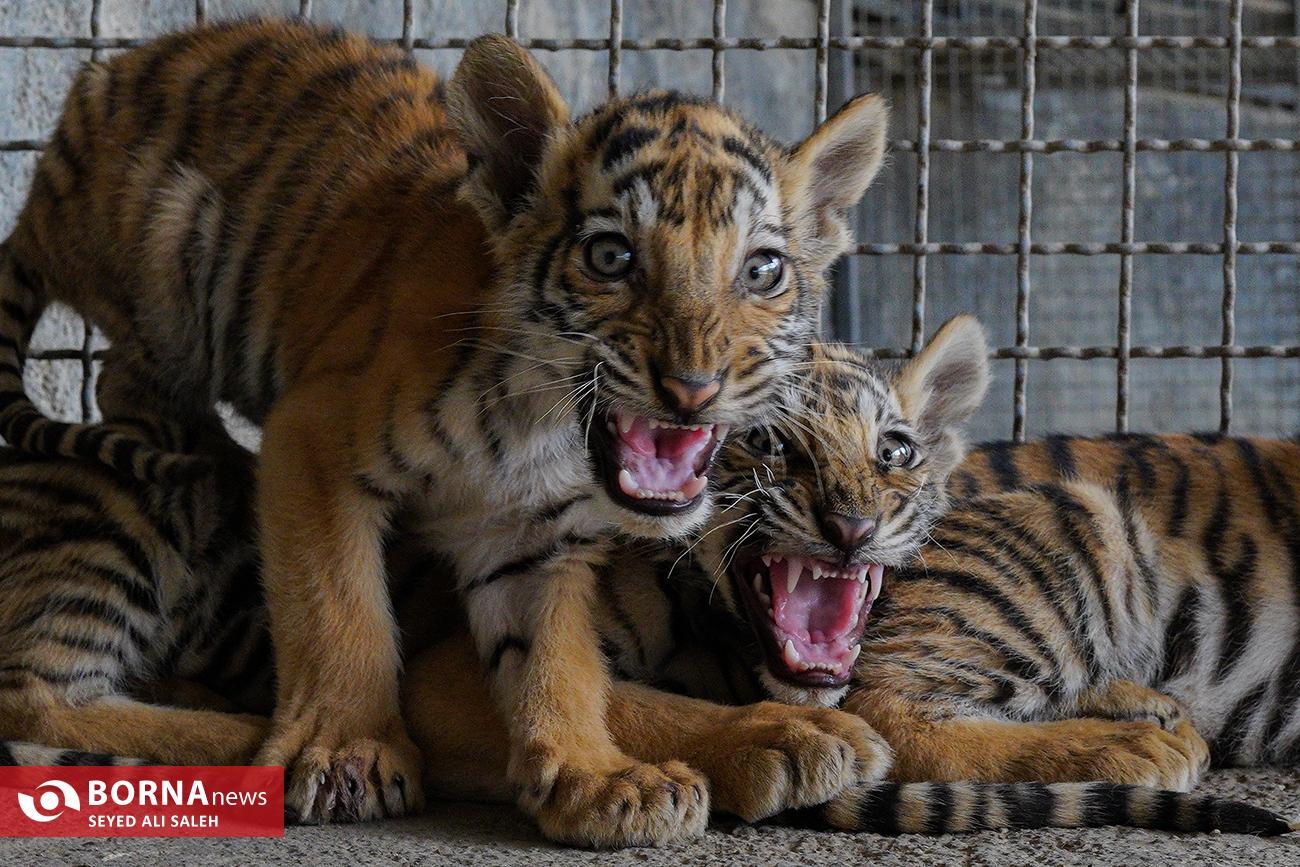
[868,563,884,603]
[786,563,801,595]
[617,412,635,435]
[761,554,773,567]
[681,474,707,499]
[783,639,801,666]
[618,469,637,496]
[848,644,862,665]
[715,424,730,440]
[753,575,764,596]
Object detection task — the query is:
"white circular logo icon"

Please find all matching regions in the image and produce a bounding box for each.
[16,780,81,822]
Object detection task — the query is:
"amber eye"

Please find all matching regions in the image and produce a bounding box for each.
[583,233,634,279]
[878,434,914,469]
[738,250,786,297]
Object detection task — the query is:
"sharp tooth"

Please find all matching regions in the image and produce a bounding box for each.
[848,644,862,666]
[753,574,764,596]
[715,424,730,440]
[785,562,801,595]
[783,639,801,666]
[868,563,884,603]
[811,564,822,581]
[618,469,637,496]
[617,412,635,435]
[761,554,773,567]
[681,474,707,499]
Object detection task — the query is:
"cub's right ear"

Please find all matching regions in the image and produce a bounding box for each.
[447,35,570,229]
[894,314,990,434]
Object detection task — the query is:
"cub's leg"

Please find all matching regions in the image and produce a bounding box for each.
[403,633,892,826]
[1075,678,1189,730]
[459,554,707,847]
[253,381,423,824]
[0,677,266,765]
[846,691,1208,792]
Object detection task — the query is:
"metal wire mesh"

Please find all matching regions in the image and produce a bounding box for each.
[0,0,1296,441]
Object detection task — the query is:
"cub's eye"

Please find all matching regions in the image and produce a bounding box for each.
[744,427,786,457]
[738,250,786,298]
[583,232,634,279]
[878,434,914,469]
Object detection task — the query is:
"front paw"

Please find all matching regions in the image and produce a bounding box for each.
[516,751,708,848]
[1078,679,1189,731]
[1024,718,1209,792]
[257,715,425,824]
[698,703,892,822]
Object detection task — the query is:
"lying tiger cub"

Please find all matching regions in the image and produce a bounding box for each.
[408,315,1298,834]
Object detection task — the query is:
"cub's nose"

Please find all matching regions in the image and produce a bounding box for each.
[821,512,877,553]
[659,373,722,414]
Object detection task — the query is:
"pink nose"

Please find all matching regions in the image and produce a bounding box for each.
[823,513,876,552]
[660,374,721,413]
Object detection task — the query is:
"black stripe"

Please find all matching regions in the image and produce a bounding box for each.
[979,441,1021,489]
[1157,586,1200,684]
[925,782,954,834]
[1210,680,1269,766]
[1006,781,1053,828]
[1044,435,1077,480]
[601,126,659,170]
[56,750,117,766]
[721,135,772,182]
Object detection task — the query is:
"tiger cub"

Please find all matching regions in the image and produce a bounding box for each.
[0,411,272,768]
[404,316,1295,836]
[0,18,890,840]
[592,325,1300,794]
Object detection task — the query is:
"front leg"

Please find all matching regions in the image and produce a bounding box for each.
[404,633,891,824]
[255,389,424,823]
[845,690,1209,792]
[460,547,707,847]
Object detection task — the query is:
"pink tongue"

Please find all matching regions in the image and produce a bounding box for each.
[615,416,711,491]
[770,560,860,640]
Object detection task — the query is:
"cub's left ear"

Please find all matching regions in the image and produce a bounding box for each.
[895,315,990,434]
[782,93,888,265]
[447,34,571,229]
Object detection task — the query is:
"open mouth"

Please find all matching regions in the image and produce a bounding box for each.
[592,409,728,516]
[734,553,884,688]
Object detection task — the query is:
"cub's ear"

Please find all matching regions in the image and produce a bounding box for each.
[447,34,570,228]
[895,315,989,434]
[782,93,888,265]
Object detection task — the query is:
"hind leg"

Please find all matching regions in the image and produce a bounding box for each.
[0,681,267,765]
[847,691,1209,792]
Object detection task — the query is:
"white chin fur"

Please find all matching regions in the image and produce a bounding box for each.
[594,487,714,540]
[758,669,849,708]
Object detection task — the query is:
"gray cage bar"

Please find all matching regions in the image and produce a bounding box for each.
[1,0,1297,440]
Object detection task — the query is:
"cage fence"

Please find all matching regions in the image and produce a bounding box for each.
[0,0,1296,443]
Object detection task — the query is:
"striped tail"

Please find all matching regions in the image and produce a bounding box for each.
[0,243,211,485]
[804,781,1297,836]
[0,741,147,767]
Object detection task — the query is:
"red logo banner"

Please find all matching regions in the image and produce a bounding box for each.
[0,766,283,837]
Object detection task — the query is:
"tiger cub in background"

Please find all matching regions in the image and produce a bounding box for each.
[0,393,272,768]
[0,18,892,840]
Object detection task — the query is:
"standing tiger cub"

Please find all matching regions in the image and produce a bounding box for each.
[0,19,890,844]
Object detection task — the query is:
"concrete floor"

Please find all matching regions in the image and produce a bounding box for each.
[9,768,1300,866]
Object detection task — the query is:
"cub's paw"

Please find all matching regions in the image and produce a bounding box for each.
[1030,718,1209,792]
[1077,679,1189,731]
[516,751,708,848]
[698,703,893,822]
[258,716,425,824]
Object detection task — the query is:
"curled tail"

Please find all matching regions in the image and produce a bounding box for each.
[0,741,146,767]
[0,243,210,484]
[804,780,1296,837]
